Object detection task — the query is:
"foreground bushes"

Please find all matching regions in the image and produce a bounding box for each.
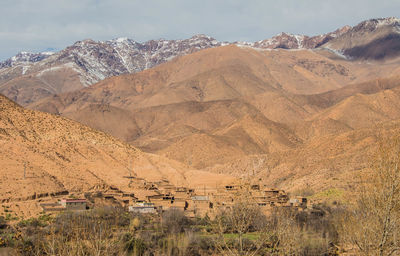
[0,204,342,256]
[212,202,337,256]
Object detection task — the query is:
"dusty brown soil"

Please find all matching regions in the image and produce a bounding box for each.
[0,94,235,217]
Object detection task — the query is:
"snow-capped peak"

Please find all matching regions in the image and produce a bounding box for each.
[376,17,400,27]
[352,17,400,33]
[20,34,225,85]
[1,17,398,86]
[115,37,129,43]
[190,34,213,40]
[41,51,55,56]
[1,51,55,68]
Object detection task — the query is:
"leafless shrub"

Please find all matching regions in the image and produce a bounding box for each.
[212,192,272,256]
[337,136,400,255]
[161,208,191,234]
[269,208,333,255]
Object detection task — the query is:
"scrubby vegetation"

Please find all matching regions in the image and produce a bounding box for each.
[0,203,341,256]
[336,137,400,255]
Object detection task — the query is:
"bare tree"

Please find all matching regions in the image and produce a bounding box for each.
[339,136,400,255]
[269,208,303,255]
[213,191,272,256]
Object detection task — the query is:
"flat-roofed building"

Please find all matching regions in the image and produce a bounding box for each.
[59,199,87,211]
[129,202,158,214]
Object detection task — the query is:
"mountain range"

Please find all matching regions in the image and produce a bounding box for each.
[27,43,400,190]
[1,17,400,216]
[1,17,399,105]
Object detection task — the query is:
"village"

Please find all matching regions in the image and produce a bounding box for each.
[39,176,310,218]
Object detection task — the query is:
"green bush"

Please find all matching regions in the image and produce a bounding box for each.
[0,216,6,229]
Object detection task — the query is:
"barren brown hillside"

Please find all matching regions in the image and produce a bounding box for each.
[311,86,400,129]
[0,64,84,105]
[158,111,300,169]
[198,79,400,194]
[64,99,301,169]
[17,45,400,197]
[305,75,400,109]
[30,45,400,116]
[204,120,400,193]
[0,94,235,217]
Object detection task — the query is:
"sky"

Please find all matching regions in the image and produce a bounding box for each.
[0,0,399,60]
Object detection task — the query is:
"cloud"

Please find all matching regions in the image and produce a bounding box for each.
[0,0,399,60]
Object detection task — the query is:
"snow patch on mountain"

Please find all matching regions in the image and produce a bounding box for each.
[0,51,54,69]
[376,17,400,28]
[0,17,398,89]
[22,66,30,75]
[21,34,224,86]
[321,47,349,59]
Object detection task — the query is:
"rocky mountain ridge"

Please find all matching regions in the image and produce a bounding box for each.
[0,17,399,106]
[239,26,351,50]
[1,17,397,74]
[0,51,54,69]
[0,34,223,86]
[323,17,400,59]
[0,25,351,71]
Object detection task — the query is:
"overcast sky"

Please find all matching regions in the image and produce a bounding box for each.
[0,0,399,60]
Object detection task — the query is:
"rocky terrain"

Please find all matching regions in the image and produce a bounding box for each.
[0,35,222,105]
[323,17,400,59]
[0,94,234,217]
[1,17,399,106]
[0,51,54,69]
[240,25,351,50]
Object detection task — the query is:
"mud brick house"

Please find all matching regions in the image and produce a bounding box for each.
[129,202,158,214]
[59,199,87,210]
